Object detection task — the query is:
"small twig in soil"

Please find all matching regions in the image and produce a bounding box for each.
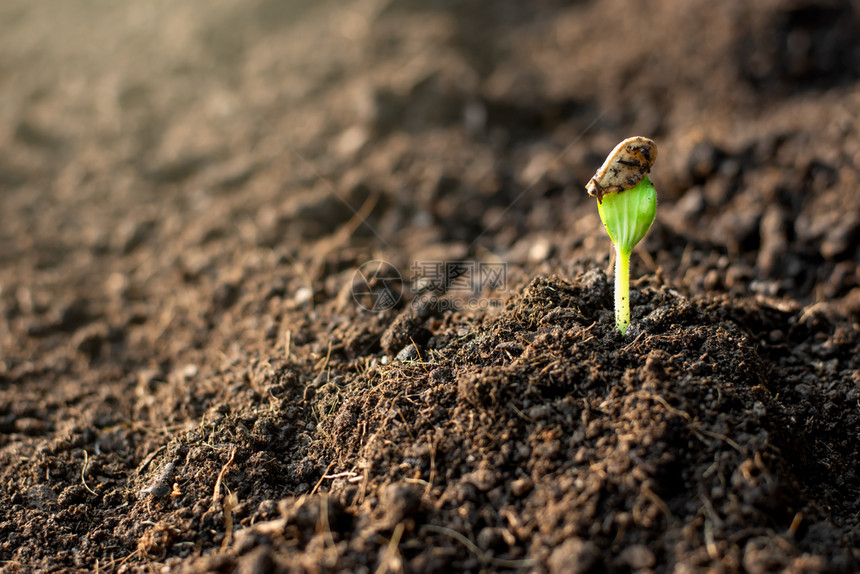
[642,483,674,521]
[211,446,238,551]
[354,467,370,508]
[703,515,718,560]
[538,359,561,375]
[81,450,97,496]
[508,403,534,423]
[797,301,827,325]
[699,494,723,560]
[649,393,691,421]
[311,462,336,495]
[621,331,646,352]
[374,522,405,574]
[322,471,360,481]
[212,445,237,511]
[220,488,238,551]
[409,337,430,372]
[403,478,432,494]
[789,512,803,537]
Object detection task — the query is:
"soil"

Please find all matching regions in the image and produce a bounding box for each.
[1,0,859,572]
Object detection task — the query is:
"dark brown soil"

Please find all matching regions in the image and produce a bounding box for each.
[2,0,859,572]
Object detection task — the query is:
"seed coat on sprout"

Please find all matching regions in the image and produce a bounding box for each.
[586,136,657,203]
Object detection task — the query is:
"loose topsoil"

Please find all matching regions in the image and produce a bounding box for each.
[1,1,859,572]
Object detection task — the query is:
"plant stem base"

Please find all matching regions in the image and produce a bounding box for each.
[615,246,631,336]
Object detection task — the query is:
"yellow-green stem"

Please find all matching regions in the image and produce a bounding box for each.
[615,245,631,336]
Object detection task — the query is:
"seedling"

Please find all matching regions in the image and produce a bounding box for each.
[586,137,657,336]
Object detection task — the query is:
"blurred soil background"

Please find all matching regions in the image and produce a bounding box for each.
[1,0,859,572]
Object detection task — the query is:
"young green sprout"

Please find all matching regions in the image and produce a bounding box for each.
[586,137,658,336]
